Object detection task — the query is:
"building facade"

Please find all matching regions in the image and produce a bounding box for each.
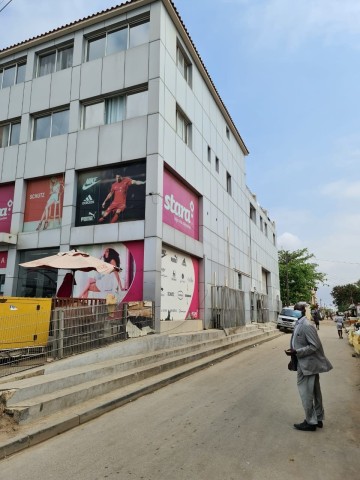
[0,0,280,332]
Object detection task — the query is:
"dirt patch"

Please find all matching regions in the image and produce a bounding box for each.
[0,407,19,442]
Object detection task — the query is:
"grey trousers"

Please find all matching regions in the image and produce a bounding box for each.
[297,369,324,425]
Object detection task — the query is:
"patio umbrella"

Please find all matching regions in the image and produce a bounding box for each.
[19,249,120,274]
[19,249,120,297]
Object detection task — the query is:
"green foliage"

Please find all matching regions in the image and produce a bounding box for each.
[331,280,360,312]
[278,248,326,306]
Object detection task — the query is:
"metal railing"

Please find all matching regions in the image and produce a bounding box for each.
[0,299,155,378]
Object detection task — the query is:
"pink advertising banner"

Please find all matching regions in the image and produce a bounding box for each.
[72,241,144,302]
[0,184,14,233]
[0,251,8,269]
[163,170,199,240]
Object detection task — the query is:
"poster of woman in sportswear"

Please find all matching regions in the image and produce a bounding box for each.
[75,161,146,227]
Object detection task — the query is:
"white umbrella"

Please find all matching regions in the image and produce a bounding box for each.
[19,249,120,297]
[19,249,120,274]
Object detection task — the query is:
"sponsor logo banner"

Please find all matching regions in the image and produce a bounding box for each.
[160,245,199,321]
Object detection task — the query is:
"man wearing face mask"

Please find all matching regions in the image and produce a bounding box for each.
[285,302,333,431]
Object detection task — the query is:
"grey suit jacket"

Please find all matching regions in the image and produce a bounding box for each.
[293,317,333,375]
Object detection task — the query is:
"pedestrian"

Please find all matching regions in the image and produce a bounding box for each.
[334,312,344,339]
[312,304,321,330]
[285,302,333,431]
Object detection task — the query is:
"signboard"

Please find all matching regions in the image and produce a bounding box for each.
[76,162,146,226]
[160,245,199,320]
[72,241,144,302]
[23,176,64,232]
[0,251,8,269]
[163,170,199,240]
[0,184,14,233]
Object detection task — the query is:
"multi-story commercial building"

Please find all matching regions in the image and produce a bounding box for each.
[0,0,280,333]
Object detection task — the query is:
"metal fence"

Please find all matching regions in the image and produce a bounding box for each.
[250,292,269,323]
[212,286,246,329]
[0,299,155,379]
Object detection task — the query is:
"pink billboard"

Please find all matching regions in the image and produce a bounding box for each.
[163,170,199,240]
[72,241,144,302]
[0,184,14,233]
[0,251,8,269]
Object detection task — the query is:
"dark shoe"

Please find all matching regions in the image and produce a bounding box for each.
[317,421,323,428]
[294,420,317,431]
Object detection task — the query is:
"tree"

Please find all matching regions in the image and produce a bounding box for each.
[278,248,326,306]
[331,280,360,312]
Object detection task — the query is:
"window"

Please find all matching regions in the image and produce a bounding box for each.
[17,249,58,298]
[37,45,73,77]
[237,273,242,290]
[207,146,211,163]
[250,203,256,223]
[177,45,191,85]
[264,222,268,236]
[226,171,232,195]
[0,120,21,148]
[215,156,219,173]
[87,18,149,61]
[273,233,276,246]
[176,108,191,146]
[226,126,230,139]
[0,61,26,89]
[83,89,148,129]
[33,109,69,140]
[260,216,263,232]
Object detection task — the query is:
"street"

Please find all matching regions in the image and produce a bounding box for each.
[1,321,359,480]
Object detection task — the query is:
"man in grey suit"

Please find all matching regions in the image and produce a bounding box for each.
[285,302,333,431]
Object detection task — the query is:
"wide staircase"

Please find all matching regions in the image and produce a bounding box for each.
[0,322,281,457]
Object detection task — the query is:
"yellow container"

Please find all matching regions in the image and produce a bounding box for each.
[0,297,52,350]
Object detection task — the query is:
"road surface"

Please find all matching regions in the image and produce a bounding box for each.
[1,321,359,480]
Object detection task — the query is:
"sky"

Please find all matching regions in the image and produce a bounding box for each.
[1,0,360,307]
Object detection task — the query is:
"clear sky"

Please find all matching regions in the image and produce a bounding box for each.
[1,0,359,307]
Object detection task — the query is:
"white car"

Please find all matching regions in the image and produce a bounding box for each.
[277,307,298,332]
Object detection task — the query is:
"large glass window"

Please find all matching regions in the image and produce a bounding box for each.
[129,21,149,48]
[83,89,147,129]
[176,108,191,146]
[107,28,127,55]
[0,121,21,148]
[33,109,69,140]
[38,45,73,77]
[87,35,106,62]
[86,18,149,61]
[177,46,191,85]
[84,102,104,129]
[17,249,58,298]
[126,91,148,119]
[0,61,26,89]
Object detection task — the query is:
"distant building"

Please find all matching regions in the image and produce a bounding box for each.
[0,0,280,332]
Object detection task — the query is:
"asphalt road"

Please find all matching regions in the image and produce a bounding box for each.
[1,321,359,480]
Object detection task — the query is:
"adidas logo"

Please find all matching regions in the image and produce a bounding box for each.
[82,194,94,205]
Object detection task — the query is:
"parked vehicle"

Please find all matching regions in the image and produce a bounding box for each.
[277,307,298,332]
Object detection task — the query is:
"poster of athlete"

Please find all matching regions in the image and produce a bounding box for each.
[76,161,146,226]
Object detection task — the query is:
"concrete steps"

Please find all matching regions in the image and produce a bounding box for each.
[0,323,282,426]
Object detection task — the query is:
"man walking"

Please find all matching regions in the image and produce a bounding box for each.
[312,304,321,330]
[285,302,333,431]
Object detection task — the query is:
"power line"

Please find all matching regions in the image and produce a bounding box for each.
[0,0,14,14]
